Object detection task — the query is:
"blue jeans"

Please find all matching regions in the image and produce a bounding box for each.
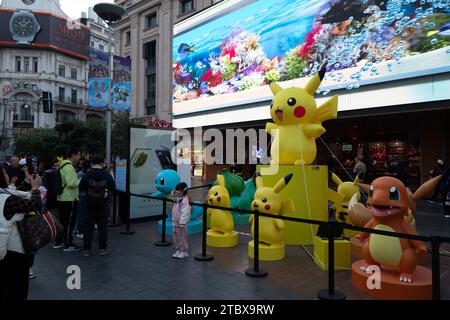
[76,193,87,234]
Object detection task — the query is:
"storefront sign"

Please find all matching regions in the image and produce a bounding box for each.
[88,49,132,111]
[0,9,90,60]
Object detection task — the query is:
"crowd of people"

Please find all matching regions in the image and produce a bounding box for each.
[0,147,116,301]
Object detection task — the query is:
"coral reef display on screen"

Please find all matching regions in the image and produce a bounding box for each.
[173,0,449,103]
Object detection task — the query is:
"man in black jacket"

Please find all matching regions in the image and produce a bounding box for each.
[79,156,115,256]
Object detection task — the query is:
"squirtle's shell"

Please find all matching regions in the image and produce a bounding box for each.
[134,152,148,167]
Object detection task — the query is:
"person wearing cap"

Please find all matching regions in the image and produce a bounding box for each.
[429,159,446,203]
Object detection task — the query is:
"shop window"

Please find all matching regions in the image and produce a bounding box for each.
[59,87,65,101]
[24,57,30,73]
[71,68,77,80]
[16,104,32,122]
[58,65,65,77]
[32,57,38,73]
[56,110,76,123]
[146,12,157,29]
[181,0,194,14]
[125,31,131,46]
[71,90,77,104]
[15,57,21,72]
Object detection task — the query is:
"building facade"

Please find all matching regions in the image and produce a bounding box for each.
[78,7,115,54]
[113,0,223,121]
[0,0,104,157]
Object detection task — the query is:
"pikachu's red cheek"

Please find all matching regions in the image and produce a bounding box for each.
[294,106,306,118]
[265,204,271,211]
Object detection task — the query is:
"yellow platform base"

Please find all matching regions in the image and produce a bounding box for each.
[257,165,328,245]
[207,230,238,247]
[248,241,285,261]
[313,236,351,270]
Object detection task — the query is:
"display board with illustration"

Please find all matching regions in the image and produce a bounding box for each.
[173,0,449,106]
[112,55,132,111]
[88,49,132,111]
[128,127,176,219]
[88,50,110,109]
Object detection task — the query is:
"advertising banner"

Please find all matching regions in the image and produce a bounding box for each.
[112,55,132,112]
[88,50,132,111]
[0,9,90,60]
[115,159,127,193]
[88,49,110,109]
[129,127,176,219]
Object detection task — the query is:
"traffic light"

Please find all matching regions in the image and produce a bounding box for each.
[43,91,53,113]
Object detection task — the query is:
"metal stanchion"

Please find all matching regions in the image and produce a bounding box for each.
[109,193,121,227]
[318,219,346,300]
[431,235,441,300]
[155,198,171,246]
[195,203,214,261]
[120,192,135,235]
[246,210,267,277]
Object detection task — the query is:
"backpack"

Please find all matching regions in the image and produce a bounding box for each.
[44,163,71,199]
[87,173,109,200]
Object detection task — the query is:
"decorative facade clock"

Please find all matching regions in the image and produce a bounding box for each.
[9,10,41,45]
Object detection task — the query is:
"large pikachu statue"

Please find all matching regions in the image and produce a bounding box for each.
[266,69,338,165]
[250,173,295,247]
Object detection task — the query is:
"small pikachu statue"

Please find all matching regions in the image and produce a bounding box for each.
[207,174,234,235]
[266,69,338,165]
[328,173,361,224]
[250,173,295,247]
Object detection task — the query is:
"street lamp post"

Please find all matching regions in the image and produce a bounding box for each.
[93,3,126,165]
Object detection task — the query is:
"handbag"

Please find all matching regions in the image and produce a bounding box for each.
[16,210,62,255]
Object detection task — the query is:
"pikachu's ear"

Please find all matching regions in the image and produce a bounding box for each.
[353,175,360,185]
[270,82,283,95]
[305,68,326,95]
[281,199,295,215]
[273,173,293,194]
[217,175,225,187]
[332,173,343,186]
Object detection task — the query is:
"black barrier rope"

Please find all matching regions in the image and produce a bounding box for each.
[188,184,213,190]
[128,191,450,300]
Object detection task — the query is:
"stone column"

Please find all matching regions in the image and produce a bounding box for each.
[32,103,39,128]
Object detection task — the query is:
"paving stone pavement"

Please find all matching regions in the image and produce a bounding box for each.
[28,200,450,300]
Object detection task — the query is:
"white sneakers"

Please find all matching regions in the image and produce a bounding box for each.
[172,251,189,259]
[172,250,181,258]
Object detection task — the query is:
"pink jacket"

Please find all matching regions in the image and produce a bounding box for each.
[172,196,191,227]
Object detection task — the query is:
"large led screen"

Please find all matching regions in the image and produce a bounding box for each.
[173,0,450,112]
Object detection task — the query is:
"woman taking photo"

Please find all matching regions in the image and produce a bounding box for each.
[0,167,42,301]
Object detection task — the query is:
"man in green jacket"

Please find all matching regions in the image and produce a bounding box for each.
[54,147,81,251]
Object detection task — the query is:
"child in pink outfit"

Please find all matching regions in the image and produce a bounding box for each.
[171,183,191,259]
